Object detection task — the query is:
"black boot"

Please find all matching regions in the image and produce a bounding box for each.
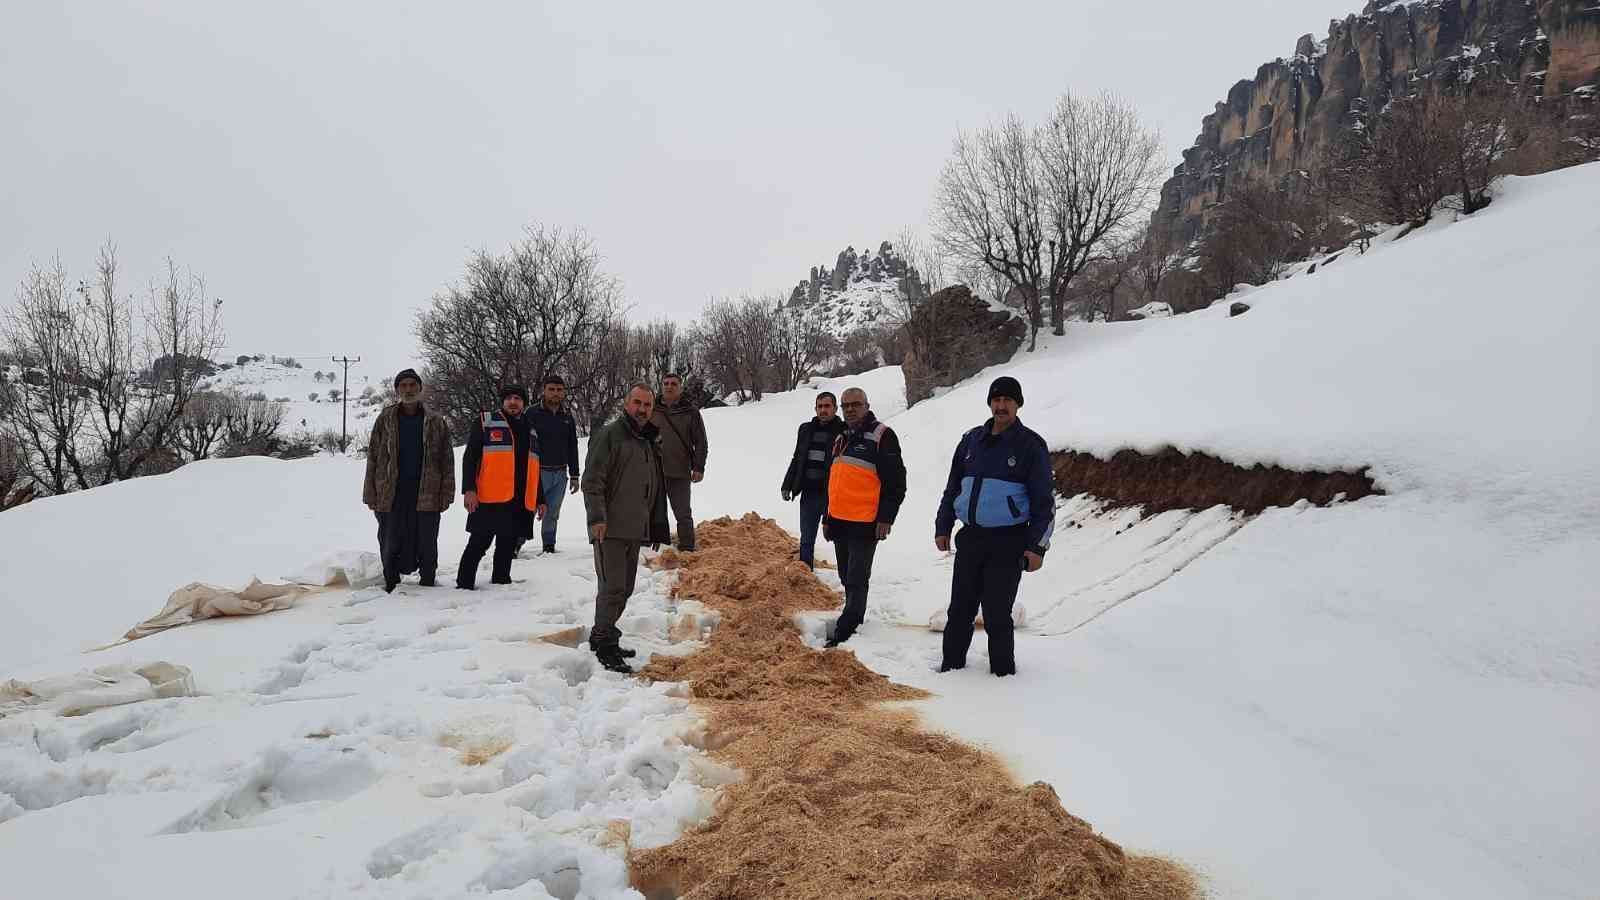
[595,647,633,674]
[619,646,637,659]
[418,572,436,587]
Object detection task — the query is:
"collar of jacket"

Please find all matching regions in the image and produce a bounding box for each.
[846,411,880,436]
[979,416,1026,445]
[812,415,842,428]
[624,415,658,440]
[658,397,694,413]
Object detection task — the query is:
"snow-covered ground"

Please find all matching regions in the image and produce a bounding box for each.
[0,456,729,898]
[2,163,1597,898]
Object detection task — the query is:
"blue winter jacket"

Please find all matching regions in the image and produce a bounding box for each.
[934,418,1055,555]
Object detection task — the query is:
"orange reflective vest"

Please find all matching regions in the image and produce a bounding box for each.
[475,412,540,510]
[827,422,887,523]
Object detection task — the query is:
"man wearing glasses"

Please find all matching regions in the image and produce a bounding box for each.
[821,387,906,647]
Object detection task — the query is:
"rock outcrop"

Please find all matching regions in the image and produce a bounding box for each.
[901,285,1026,407]
[785,240,928,343]
[1154,0,1600,244]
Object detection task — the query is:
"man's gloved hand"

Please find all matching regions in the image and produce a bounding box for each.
[782,489,793,502]
[935,535,950,552]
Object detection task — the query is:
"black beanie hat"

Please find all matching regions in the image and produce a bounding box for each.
[499,384,530,404]
[393,368,422,389]
[987,376,1023,407]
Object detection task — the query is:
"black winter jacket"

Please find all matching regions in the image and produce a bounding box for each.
[780,416,847,496]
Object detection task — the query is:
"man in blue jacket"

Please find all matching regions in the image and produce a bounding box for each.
[933,376,1054,676]
[528,374,581,553]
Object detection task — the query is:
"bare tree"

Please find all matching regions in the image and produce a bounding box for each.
[892,225,948,302]
[1123,226,1181,309]
[78,248,224,483]
[935,114,1048,350]
[565,317,649,430]
[1348,93,1462,227]
[0,260,91,495]
[697,297,780,402]
[220,393,288,456]
[1196,179,1312,294]
[415,226,621,435]
[771,306,841,391]
[1037,91,1165,334]
[935,92,1164,346]
[175,390,232,460]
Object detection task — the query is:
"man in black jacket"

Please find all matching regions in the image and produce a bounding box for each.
[456,385,545,589]
[780,391,845,569]
[528,374,581,553]
[821,387,906,647]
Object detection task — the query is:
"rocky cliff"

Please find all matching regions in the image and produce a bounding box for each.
[785,241,926,340]
[1154,0,1600,244]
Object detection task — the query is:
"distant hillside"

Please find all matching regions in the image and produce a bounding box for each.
[201,354,386,437]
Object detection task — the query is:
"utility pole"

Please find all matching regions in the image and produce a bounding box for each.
[331,355,361,453]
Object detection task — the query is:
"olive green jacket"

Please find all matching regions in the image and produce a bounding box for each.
[582,415,671,544]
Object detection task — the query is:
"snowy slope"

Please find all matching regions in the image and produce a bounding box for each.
[1,164,1597,899]
[693,165,1600,899]
[201,355,389,438]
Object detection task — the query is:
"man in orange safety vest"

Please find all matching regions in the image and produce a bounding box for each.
[455,385,546,589]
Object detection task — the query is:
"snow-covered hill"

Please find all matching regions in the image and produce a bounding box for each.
[201,355,388,438]
[2,163,1596,899]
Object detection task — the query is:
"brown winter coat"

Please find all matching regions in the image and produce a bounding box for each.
[363,404,455,512]
[649,398,708,479]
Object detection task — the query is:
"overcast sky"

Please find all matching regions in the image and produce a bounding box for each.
[3,1,1346,377]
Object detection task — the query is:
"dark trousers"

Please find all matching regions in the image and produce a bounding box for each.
[831,535,878,641]
[375,480,440,584]
[797,488,825,567]
[591,538,641,652]
[665,477,695,550]
[457,529,518,587]
[942,526,1029,674]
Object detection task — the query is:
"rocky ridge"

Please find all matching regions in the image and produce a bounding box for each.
[1153,0,1600,244]
[785,241,926,340]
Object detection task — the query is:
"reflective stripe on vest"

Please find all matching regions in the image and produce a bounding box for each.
[827,423,886,523]
[476,412,541,510]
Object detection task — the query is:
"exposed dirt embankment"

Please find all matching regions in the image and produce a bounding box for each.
[1053,447,1380,516]
[630,514,1198,900]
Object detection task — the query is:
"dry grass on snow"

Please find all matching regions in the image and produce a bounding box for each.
[630,513,1199,900]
